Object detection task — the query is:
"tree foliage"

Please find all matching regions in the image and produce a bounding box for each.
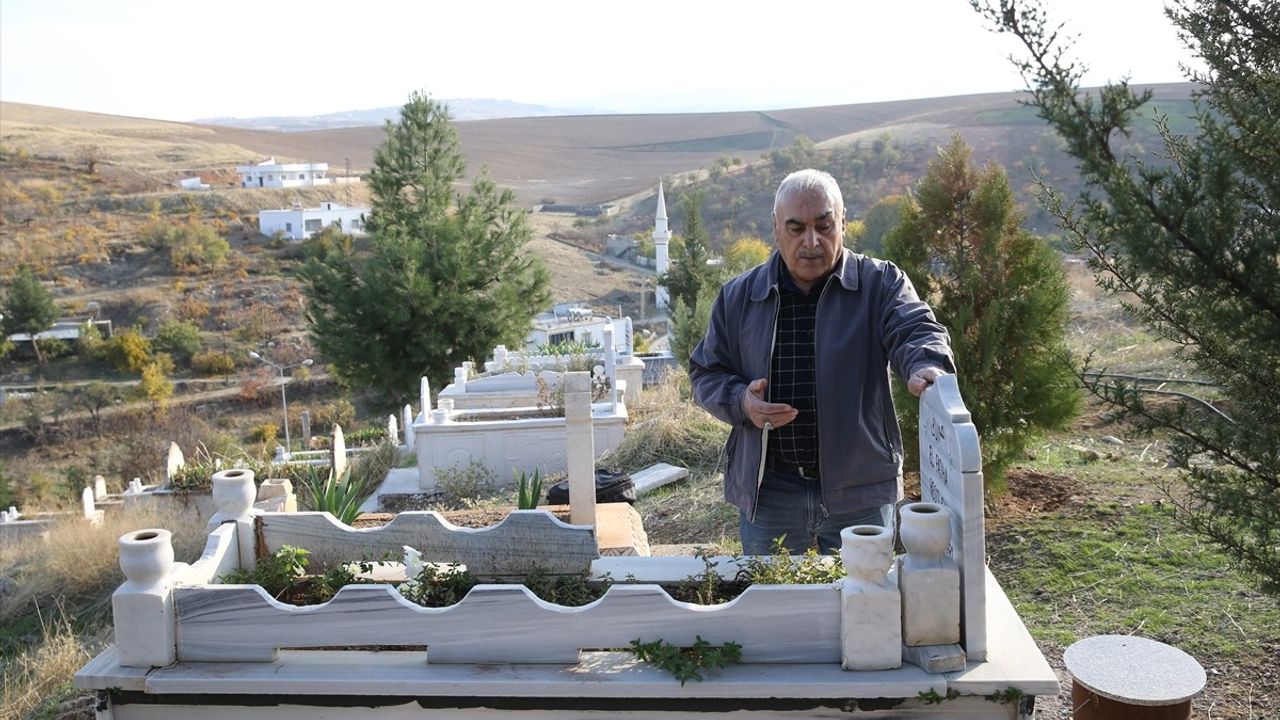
[723,236,771,275]
[661,194,725,368]
[661,192,718,313]
[885,135,1078,490]
[974,0,1280,591]
[303,92,549,402]
[102,327,153,373]
[74,381,121,437]
[1,265,59,366]
[153,320,203,365]
[857,195,904,256]
[145,220,229,271]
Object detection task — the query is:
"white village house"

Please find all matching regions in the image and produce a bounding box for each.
[525,304,633,354]
[236,157,329,188]
[259,202,369,241]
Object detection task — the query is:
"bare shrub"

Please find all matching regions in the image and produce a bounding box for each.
[434,459,499,507]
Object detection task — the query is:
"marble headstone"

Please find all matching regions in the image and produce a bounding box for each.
[918,374,986,662]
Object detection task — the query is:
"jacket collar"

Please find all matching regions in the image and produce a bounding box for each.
[749,248,861,302]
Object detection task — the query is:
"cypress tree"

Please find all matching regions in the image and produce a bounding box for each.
[885,135,1078,491]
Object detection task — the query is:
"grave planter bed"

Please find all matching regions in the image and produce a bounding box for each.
[77,378,1059,718]
[159,509,844,666]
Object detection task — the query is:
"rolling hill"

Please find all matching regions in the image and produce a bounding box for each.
[1,83,1197,209]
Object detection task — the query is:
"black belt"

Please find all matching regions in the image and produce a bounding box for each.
[765,455,820,479]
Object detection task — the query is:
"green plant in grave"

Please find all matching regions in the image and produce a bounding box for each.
[629,636,743,685]
[221,545,372,604]
[740,537,846,585]
[515,468,543,510]
[300,464,371,525]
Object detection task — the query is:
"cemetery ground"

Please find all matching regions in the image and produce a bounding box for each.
[2,146,1276,718]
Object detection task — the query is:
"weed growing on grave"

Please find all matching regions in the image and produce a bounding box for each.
[986,687,1024,704]
[434,459,499,507]
[741,537,846,585]
[168,443,266,492]
[397,561,477,607]
[515,468,543,510]
[660,550,744,605]
[629,636,742,685]
[916,688,960,705]
[398,547,606,608]
[221,545,372,605]
[521,568,608,607]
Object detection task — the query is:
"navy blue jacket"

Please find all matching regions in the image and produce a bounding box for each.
[688,249,955,519]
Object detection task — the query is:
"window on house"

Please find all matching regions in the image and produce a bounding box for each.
[285,223,292,232]
[549,331,574,345]
[304,219,322,232]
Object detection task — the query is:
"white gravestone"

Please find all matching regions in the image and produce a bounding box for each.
[164,442,184,487]
[402,404,414,449]
[918,374,986,661]
[94,475,108,500]
[564,372,596,527]
[387,414,398,444]
[419,377,431,421]
[331,425,347,480]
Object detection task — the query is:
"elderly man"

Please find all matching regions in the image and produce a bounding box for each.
[689,169,955,554]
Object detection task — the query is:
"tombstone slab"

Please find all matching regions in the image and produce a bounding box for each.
[917,375,986,661]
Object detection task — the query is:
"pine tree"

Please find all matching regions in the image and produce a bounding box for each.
[1,265,59,367]
[973,0,1280,591]
[661,193,718,312]
[661,193,723,368]
[303,93,549,402]
[885,135,1078,491]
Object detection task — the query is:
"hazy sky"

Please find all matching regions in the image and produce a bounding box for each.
[1,0,1200,121]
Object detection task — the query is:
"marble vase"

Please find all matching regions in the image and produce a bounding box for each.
[898,502,960,646]
[839,524,902,670]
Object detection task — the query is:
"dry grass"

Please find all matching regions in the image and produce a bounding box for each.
[0,612,92,720]
[0,505,209,623]
[607,375,738,545]
[605,374,726,476]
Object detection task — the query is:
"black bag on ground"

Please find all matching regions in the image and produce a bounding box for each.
[546,470,635,505]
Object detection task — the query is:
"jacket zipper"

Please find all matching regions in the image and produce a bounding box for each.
[813,277,834,518]
[751,288,781,524]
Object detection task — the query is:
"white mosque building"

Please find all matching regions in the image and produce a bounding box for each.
[653,182,671,311]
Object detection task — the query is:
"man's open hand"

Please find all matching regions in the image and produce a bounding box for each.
[741,378,798,429]
[907,367,946,397]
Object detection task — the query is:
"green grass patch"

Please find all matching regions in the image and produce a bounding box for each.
[990,502,1279,659]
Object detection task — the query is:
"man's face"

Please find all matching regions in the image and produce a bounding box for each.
[773,188,843,291]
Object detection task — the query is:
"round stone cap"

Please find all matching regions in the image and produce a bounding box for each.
[1064,635,1206,706]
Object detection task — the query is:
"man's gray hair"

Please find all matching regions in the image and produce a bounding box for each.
[773,169,844,216]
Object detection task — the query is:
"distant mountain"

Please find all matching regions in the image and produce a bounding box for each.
[194,99,614,131]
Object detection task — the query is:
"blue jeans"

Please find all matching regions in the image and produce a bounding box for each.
[739,468,892,555]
